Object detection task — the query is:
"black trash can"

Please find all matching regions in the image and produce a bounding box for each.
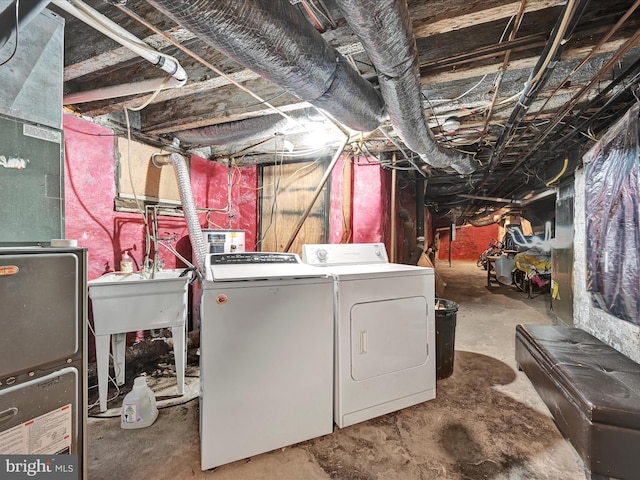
[435,298,459,380]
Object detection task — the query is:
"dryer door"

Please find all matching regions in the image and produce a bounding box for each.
[350,296,428,380]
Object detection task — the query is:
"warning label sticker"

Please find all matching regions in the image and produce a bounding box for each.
[0,404,73,455]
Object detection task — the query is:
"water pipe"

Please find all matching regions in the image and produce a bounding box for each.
[53,0,187,104]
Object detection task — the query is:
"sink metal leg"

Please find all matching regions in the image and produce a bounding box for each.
[111,333,126,386]
[171,324,186,396]
[96,334,110,413]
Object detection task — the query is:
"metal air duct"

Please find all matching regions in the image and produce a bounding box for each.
[169,152,207,271]
[176,108,326,147]
[145,0,386,133]
[334,0,476,174]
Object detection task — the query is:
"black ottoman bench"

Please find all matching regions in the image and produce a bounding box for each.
[515,324,640,480]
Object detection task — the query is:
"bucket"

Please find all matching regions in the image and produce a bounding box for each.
[121,376,159,429]
[495,256,514,285]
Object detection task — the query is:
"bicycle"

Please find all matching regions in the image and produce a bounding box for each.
[477,239,504,270]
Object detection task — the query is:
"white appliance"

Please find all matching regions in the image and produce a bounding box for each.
[199,252,334,470]
[202,229,245,253]
[302,243,436,428]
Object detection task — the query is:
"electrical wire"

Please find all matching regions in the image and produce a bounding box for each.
[122,107,146,216]
[306,0,337,29]
[127,75,172,112]
[213,90,290,115]
[63,124,118,137]
[526,0,576,87]
[0,0,20,67]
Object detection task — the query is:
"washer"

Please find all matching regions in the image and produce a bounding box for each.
[199,252,334,470]
[302,243,436,428]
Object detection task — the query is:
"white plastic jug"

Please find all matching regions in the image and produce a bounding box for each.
[120,376,159,429]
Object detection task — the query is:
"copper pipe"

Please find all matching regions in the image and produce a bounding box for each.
[301,1,325,32]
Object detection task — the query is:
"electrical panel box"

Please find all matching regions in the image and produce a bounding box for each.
[0,114,64,244]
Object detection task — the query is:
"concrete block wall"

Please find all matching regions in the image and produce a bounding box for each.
[573,167,640,363]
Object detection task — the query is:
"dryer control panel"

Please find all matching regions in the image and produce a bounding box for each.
[301,243,388,266]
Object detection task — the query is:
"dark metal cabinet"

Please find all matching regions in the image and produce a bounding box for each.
[0,247,87,479]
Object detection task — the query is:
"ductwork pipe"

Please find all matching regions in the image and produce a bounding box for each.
[53,0,187,84]
[176,107,326,147]
[466,207,512,227]
[169,152,207,272]
[146,0,385,132]
[334,0,476,174]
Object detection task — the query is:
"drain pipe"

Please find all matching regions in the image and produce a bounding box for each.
[0,0,50,49]
[53,0,187,103]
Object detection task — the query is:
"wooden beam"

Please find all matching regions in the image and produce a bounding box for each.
[412,0,561,37]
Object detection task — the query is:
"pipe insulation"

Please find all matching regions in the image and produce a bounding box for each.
[176,108,326,147]
[169,153,207,272]
[145,0,386,132]
[334,0,476,174]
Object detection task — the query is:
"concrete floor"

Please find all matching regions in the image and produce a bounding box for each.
[87,260,588,479]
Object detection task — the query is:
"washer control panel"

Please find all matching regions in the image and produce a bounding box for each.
[209,253,300,265]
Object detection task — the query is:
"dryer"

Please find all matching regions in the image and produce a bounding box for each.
[302,243,436,428]
[199,252,334,470]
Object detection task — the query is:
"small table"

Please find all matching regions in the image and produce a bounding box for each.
[486,255,502,286]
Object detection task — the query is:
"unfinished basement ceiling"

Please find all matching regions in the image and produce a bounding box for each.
[48,0,640,224]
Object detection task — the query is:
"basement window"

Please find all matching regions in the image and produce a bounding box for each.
[114,136,183,215]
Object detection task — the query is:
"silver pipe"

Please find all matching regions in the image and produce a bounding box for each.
[169,153,207,271]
